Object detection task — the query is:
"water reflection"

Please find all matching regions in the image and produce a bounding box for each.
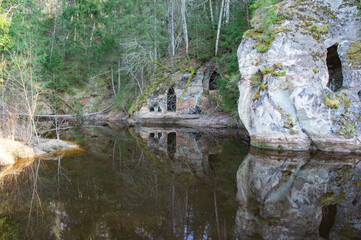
[1,126,360,239]
[235,149,361,239]
[0,126,249,239]
[135,126,248,176]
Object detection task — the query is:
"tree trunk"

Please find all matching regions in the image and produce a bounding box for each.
[171,0,175,56]
[209,0,214,24]
[225,0,230,24]
[215,0,225,55]
[117,59,121,92]
[181,0,189,56]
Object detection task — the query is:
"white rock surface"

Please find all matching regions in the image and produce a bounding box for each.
[237,0,361,151]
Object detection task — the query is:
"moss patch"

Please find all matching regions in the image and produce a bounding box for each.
[272,71,286,77]
[346,40,361,66]
[323,94,340,109]
[262,68,275,75]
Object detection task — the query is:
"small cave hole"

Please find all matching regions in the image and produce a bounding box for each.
[358,91,361,101]
[319,204,337,239]
[149,133,155,139]
[158,132,162,138]
[326,44,343,92]
[209,71,219,90]
[158,107,162,112]
[167,87,176,112]
[167,132,176,158]
[149,107,155,112]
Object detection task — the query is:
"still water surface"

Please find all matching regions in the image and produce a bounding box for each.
[0,126,360,239]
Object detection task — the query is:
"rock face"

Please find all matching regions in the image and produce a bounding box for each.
[132,66,239,127]
[235,149,361,239]
[237,0,361,151]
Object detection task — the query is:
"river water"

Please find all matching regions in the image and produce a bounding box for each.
[0,126,360,239]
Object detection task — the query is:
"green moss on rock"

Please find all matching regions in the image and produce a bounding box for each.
[346,41,361,66]
[262,68,275,75]
[323,95,340,109]
[272,71,286,77]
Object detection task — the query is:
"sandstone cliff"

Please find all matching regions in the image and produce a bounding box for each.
[237,0,361,151]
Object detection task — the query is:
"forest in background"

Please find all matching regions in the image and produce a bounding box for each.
[0,0,275,143]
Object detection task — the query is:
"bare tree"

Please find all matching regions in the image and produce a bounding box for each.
[181,0,189,56]
[209,0,214,24]
[215,0,225,55]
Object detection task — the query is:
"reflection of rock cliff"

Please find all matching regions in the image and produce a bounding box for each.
[235,149,361,239]
[237,0,361,151]
[135,127,249,175]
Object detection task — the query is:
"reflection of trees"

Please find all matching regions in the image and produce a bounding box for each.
[0,127,250,239]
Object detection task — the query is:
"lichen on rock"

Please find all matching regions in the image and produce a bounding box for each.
[237,0,361,152]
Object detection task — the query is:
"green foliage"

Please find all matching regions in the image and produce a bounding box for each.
[0,13,13,51]
[247,0,283,53]
[215,74,240,115]
[0,217,18,240]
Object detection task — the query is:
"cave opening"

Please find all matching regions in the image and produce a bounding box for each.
[326,44,343,92]
[167,87,176,112]
[209,71,219,90]
[149,107,154,112]
[319,204,337,239]
[358,91,361,101]
[167,132,176,158]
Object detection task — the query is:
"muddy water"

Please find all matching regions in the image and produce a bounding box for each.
[0,126,360,239]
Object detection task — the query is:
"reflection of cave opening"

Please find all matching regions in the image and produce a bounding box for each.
[319,204,337,239]
[326,44,343,92]
[209,71,219,90]
[167,132,176,158]
[167,87,176,112]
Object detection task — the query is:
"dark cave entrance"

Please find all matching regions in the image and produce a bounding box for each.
[167,132,176,158]
[167,87,176,112]
[319,204,337,239]
[326,44,343,92]
[209,71,219,90]
[358,91,361,101]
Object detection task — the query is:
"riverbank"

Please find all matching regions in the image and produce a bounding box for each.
[0,137,82,165]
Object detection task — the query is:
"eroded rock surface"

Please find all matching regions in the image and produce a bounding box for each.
[237,0,361,151]
[235,149,361,239]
